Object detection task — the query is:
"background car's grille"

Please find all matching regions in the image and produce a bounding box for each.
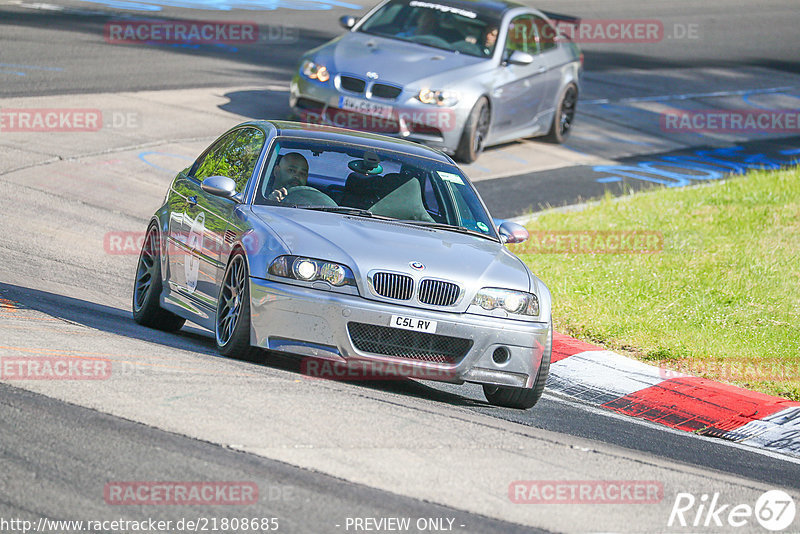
[340,75,366,93]
[370,83,402,100]
[418,279,460,307]
[372,272,413,300]
[348,322,472,364]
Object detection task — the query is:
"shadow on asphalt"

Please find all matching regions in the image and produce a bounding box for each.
[0,281,488,410]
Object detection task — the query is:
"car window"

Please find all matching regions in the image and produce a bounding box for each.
[505,15,540,56]
[358,0,501,59]
[533,16,558,52]
[192,127,266,193]
[255,138,497,239]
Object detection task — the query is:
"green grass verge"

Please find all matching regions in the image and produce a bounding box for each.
[510,167,800,401]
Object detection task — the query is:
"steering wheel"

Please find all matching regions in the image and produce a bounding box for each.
[409,35,452,48]
[282,186,337,207]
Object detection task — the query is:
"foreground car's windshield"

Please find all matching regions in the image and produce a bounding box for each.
[255,137,497,239]
[357,0,502,58]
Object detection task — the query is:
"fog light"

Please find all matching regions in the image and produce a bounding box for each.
[492,347,510,365]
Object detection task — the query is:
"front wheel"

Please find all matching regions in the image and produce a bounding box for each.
[483,327,552,409]
[455,97,490,163]
[216,251,261,362]
[132,224,186,332]
[544,83,578,144]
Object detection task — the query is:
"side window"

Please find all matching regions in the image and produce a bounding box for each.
[533,16,557,52]
[505,15,539,56]
[192,128,266,193]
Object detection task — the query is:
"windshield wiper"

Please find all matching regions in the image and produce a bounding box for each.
[302,206,393,219]
[401,220,498,240]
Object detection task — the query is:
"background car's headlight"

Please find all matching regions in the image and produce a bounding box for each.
[301,60,330,82]
[472,288,539,317]
[417,88,459,106]
[269,256,355,287]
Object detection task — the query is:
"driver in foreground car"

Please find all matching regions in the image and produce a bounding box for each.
[267,152,309,202]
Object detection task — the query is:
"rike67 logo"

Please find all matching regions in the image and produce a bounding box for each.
[668,490,796,531]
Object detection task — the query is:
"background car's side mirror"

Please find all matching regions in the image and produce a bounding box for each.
[507,50,535,66]
[201,175,239,201]
[498,221,529,244]
[339,15,357,29]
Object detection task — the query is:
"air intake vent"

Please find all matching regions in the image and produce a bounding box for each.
[224,230,236,244]
[340,75,366,93]
[371,272,413,300]
[371,83,402,99]
[418,279,460,307]
[348,322,472,364]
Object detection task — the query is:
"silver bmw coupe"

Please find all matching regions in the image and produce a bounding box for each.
[290,0,582,162]
[133,121,552,409]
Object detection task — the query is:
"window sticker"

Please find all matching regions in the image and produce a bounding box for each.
[437,171,464,185]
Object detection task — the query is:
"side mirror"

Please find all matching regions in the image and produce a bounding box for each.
[498,221,529,244]
[507,50,535,66]
[339,15,357,29]
[201,175,238,201]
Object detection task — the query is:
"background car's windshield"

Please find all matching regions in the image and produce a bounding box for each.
[358,0,502,58]
[255,137,497,238]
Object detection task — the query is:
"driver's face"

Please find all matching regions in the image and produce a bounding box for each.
[274,156,309,189]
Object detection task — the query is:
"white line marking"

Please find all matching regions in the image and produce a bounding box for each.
[582,85,799,105]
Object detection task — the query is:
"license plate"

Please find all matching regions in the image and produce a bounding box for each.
[339,96,393,119]
[390,315,437,333]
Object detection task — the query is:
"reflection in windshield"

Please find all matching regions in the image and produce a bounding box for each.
[357,0,501,58]
[255,138,497,239]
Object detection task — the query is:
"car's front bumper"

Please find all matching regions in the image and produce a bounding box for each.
[289,74,469,155]
[250,277,550,389]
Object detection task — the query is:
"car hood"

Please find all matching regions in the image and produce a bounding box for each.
[310,32,487,88]
[250,206,532,312]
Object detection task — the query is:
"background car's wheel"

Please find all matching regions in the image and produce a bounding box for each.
[483,327,552,409]
[215,251,261,362]
[544,83,578,144]
[132,224,186,332]
[455,96,490,163]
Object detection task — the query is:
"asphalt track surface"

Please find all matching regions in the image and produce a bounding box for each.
[2,1,800,532]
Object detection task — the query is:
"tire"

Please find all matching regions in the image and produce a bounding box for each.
[455,97,490,163]
[132,224,186,332]
[215,251,261,362]
[544,83,578,144]
[483,326,552,410]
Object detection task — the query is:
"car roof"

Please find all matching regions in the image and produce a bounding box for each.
[249,120,455,163]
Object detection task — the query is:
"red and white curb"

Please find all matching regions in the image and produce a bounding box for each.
[548,333,800,458]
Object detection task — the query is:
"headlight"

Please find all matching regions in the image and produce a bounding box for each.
[269,256,354,288]
[472,288,539,317]
[301,60,330,82]
[417,88,459,106]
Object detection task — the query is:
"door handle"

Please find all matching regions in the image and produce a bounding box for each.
[187,195,197,206]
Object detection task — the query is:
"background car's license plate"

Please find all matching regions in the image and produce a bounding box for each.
[339,96,393,119]
[390,315,437,333]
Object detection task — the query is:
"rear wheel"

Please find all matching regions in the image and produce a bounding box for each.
[483,327,552,409]
[216,251,261,362]
[455,97,490,163]
[544,83,578,144]
[132,224,186,331]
